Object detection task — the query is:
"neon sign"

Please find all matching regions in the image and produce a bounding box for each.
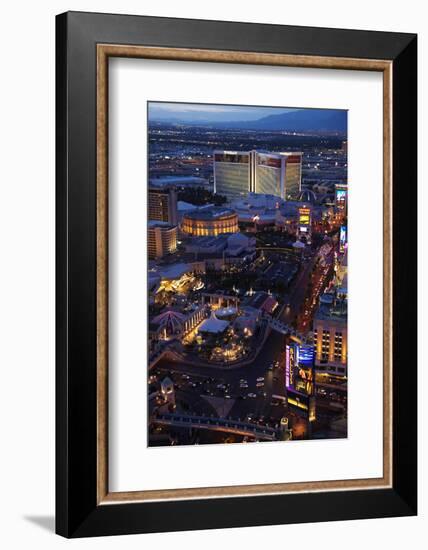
[285,345,290,388]
[289,345,295,386]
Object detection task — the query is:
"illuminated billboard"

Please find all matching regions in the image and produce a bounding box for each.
[339,225,347,253]
[335,184,347,210]
[299,207,311,226]
[299,344,314,366]
[286,342,316,420]
[285,342,314,390]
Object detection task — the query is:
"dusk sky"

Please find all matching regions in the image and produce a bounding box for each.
[148,102,297,123]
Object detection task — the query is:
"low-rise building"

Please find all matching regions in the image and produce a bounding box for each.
[231,193,283,231]
[184,232,256,262]
[149,175,209,188]
[244,291,278,315]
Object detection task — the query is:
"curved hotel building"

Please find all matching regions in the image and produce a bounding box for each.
[181,207,239,237]
[148,221,178,259]
[214,150,302,202]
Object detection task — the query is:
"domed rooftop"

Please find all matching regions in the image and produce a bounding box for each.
[152,309,186,332]
[298,189,317,203]
[183,207,236,221]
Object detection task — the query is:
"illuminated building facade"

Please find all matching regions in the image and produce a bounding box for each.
[285,341,316,421]
[213,150,302,201]
[148,185,178,225]
[313,296,347,377]
[181,207,239,236]
[148,221,178,259]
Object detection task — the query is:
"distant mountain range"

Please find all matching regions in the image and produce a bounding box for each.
[231,109,348,133]
[150,108,347,134]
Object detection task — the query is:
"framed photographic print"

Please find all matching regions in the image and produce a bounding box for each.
[56,11,417,537]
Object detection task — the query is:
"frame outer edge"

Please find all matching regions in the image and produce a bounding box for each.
[391,35,418,513]
[56,11,418,537]
[55,11,70,538]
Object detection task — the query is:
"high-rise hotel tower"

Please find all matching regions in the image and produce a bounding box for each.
[148,184,178,225]
[213,150,302,201]
[213,151,253,202]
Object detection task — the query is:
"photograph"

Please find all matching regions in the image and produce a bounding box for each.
[147,101,348,447]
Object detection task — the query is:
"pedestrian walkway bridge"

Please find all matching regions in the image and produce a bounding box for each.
[152,412,279,441]
[268,318,309,343]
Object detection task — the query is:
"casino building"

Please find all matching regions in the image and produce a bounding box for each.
[181,207,239,237]
[213,150,302,201]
